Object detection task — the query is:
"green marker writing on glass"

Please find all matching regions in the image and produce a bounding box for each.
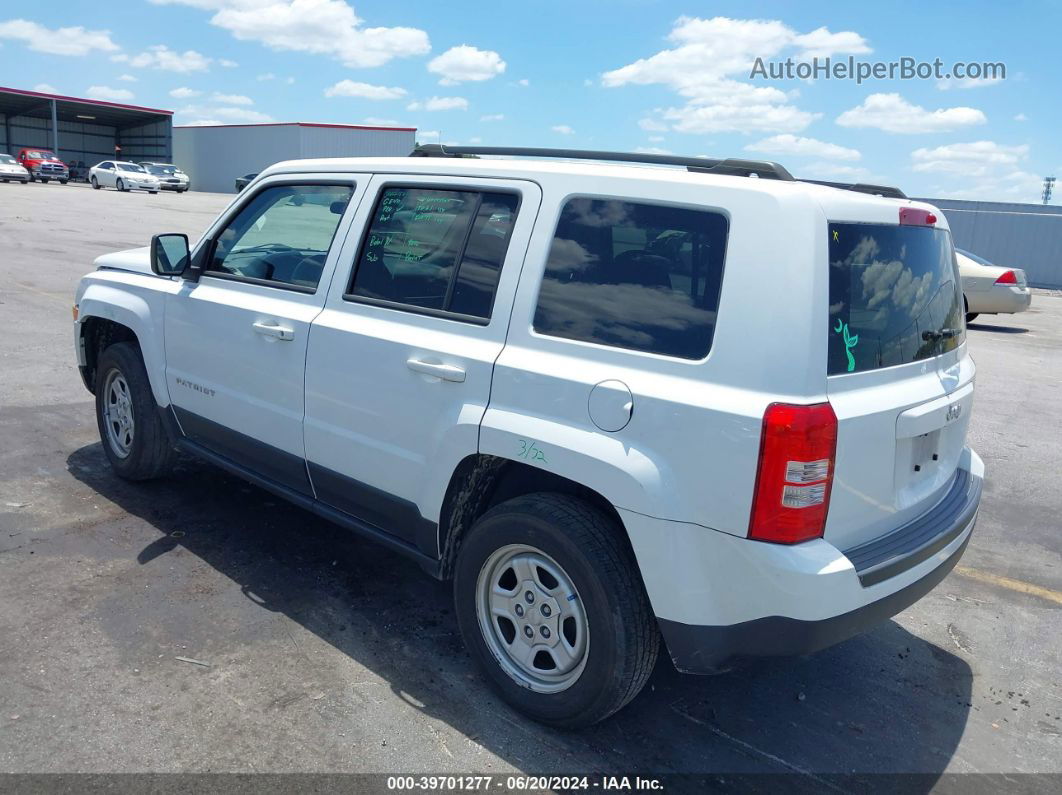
[834,318,859,372]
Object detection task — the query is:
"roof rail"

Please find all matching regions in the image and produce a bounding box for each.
[410,144,795,181]
[801,179,907,199]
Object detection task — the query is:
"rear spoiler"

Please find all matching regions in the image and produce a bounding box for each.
[801,179,907,199]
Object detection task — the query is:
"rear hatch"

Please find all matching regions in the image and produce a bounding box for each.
[824,217,974,550]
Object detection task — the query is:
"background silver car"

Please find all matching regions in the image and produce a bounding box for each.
[957,248,1032,323]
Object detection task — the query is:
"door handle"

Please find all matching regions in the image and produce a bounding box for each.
[252,321,294,341]
[407,358,466,382]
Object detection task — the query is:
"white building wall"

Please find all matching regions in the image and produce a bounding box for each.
[174,123,416,194]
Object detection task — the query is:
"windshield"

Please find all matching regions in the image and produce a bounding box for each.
[957,248,994,267]
[117,163,146,173]
[828,222,964,375]
[146,164,177,175]
[0,154,16,164]
[25,150,57,160]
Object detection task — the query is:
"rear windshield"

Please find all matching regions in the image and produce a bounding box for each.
[828,222,963,375]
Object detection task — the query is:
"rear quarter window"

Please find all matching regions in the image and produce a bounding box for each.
[533,197,728,359]
[828,222,964,375]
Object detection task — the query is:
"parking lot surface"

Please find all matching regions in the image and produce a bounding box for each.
[1,182,1060,779]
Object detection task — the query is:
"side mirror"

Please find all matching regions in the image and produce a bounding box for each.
[151,233,190,276]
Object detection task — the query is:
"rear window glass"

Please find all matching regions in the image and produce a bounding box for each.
[533,198,728,359]
[828,222,963,375]
[348,186,519,321]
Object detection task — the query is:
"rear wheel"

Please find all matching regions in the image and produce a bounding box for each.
[454,493,658,728]
[966,313,979,323]
[40,178,49,184]
[116,178,126,192]
[60,179,68,185]
[94,342,175,480]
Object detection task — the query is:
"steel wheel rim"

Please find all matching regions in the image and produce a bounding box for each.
[102,369,135,458]
[475,543,589,694]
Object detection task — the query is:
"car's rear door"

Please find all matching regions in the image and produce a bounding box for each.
[303,174,540,554]
[823,214,975,551]
[164,174,364,493]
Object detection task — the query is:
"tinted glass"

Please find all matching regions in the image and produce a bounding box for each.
[350,186,518,320]
[209,183,353,289]
[956,248,993,267]
[533,198,728,359]
[0,154,16,164]
[828,222,963,375]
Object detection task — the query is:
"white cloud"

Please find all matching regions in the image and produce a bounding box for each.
[936,75,1003,91]
[479,113,505,122]
[635,146,672,155]
[118,73,137,82]
[115,45,212,73]
[363,116,400,126]
[799,162,881,181]
[407,96,468,112]
[551,124,575,135]
[1014,113,1028,122]
[911,141,1028,177]
[33,83,58,93]
[324,80,407,100]
[910,141,1039,201]
[517,78,529,86]
[211,92,253,105]
[181,119,223,126]
[428,45,506,85]
[86,85,135,101]
[469,136,482,144]
[151,0,430,68]
[169,86,202,99]
[284,76,294,84]
[178,104,273,123]
[257,72,275,81]
[0,19,119,56]
[745,134,860,161]
[418,130,441,141]
[836,93,986,134]
[603,15,867,134]
[218,58,238,67]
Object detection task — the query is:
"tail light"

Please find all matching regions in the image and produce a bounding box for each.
[899,208,937,226]
[994,270,1018,285]
[748,402,838,544]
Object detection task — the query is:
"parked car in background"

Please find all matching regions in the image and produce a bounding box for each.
[235,173,257,192]
[140,162,190,192]
[956,248,1032,323]
[0,153,30,183]
[89,161,161,194]
[66,161,89,182]
[17,148,69,183]
[72,145,982,728]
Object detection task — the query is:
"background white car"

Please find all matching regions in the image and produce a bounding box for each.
[140,162,190,193]
[89,161,161,194]
[957,248,1032,323]
[0,153,29,183]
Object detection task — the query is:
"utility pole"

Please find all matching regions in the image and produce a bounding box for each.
[1043,176,1056,205]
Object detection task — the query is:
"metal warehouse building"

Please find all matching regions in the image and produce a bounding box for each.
[173,122,417,193]
[916,197,1062,289]
[0,85,172,167]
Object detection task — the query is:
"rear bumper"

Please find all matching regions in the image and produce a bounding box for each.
[621,447,983,674]
[969,286,1031,315]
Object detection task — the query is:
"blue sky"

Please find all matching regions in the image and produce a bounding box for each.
[2,0,1058,202]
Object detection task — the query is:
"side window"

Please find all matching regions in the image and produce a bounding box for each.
[348,186,519,321]
[533,198,729,359]
[99,162,113,170]
[208,183,354,290]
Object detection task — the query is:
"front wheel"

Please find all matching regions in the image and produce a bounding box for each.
[966,312,979,323]
[116,178,125,192]
[91,176,100,190]
[94,342,175,480]
[454,493,659,729]
[149,190,158,195]
[40,178,49,184]
[60,179,68,185]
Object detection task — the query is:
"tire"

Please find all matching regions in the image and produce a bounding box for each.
[454,493,659,729]
[149,190,158,195]
[966,313,979,323]
[91,176,100,190]
[40,178,49,184]
[60,179,68,185]
[94,342,175,481]
[116,178,125,192]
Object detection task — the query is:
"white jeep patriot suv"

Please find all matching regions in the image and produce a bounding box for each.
[73,145,983,728]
